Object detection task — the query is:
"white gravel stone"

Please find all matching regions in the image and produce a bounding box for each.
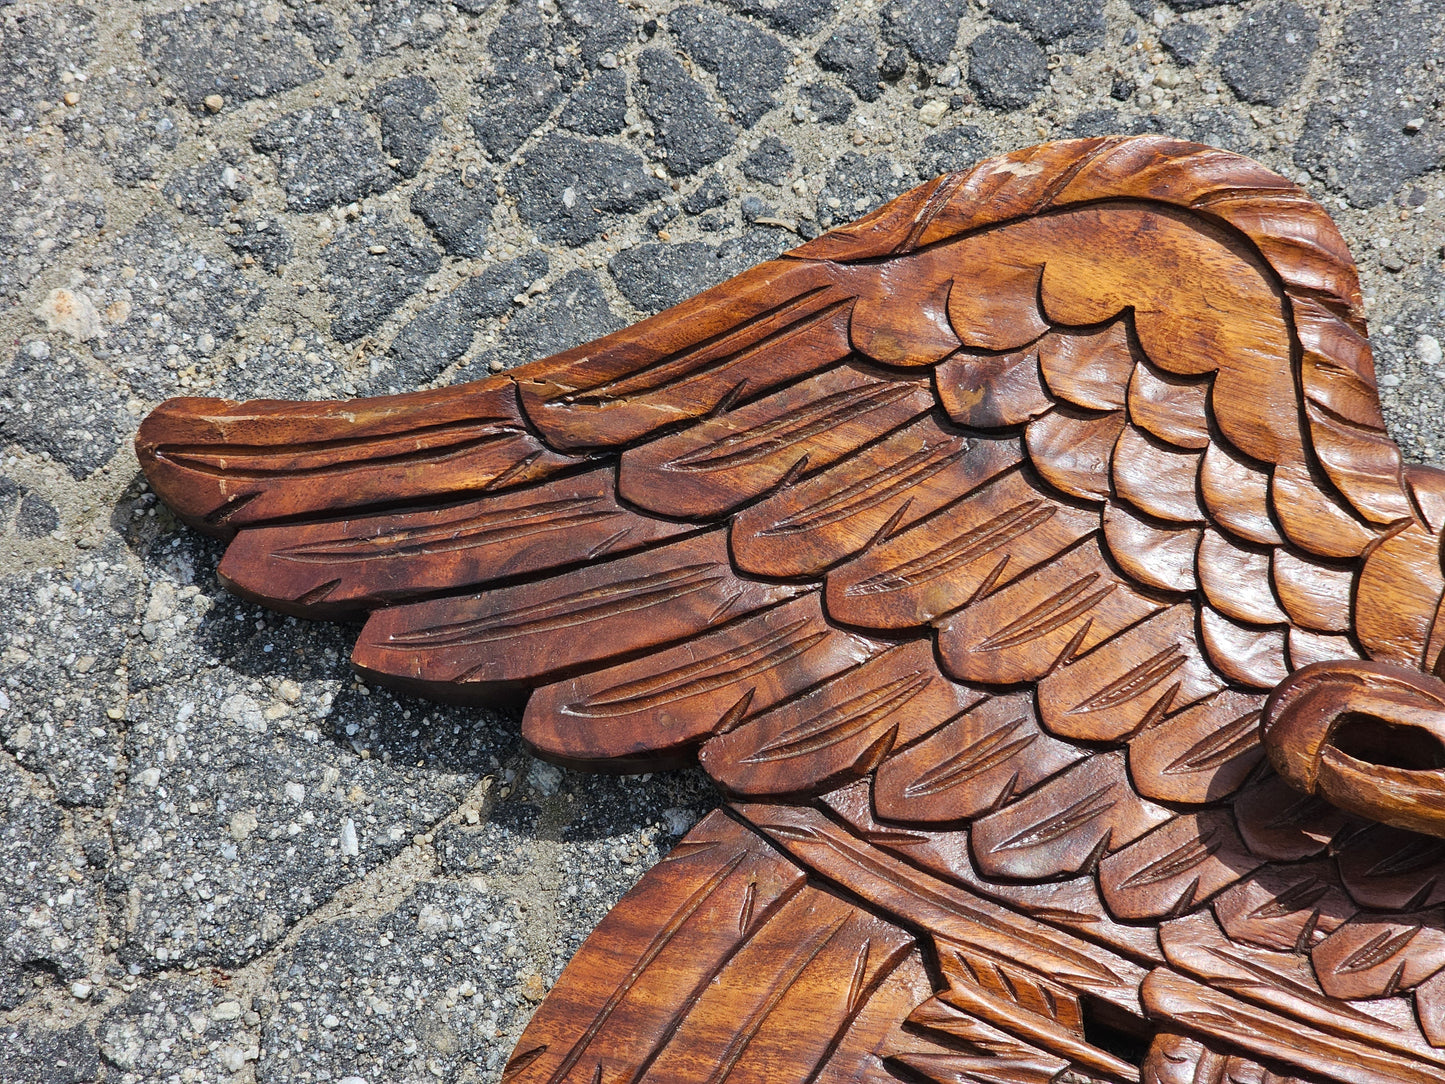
[1419,334,1443,369]
[33,287,102,341]
[229,811,259,841]
[339,817,360,856]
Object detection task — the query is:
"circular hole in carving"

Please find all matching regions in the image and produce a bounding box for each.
[1330,712,1445,772]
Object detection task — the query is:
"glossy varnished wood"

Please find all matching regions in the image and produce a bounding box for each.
[137,137,1445,1084]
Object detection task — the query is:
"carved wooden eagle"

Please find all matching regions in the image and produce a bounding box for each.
[137,137,1445,1084]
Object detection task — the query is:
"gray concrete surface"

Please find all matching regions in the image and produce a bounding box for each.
[0,0,1442,1080]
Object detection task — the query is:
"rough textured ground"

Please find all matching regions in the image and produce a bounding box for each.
[0,0,1441,1081]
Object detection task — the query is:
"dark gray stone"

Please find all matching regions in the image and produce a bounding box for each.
[0,150,104,306]
[1065,106,1136,139]
[881,46,909,81]
[378,254,549,391]
[0,555,135,808]
[715,0,837,36]
[1160,20,1211,66]
[369,75,443,177]
[560,0,639,67]
[321,216,441,341]
[559,69,629,135]
[508,133,667,246]
[1294,0,1445,207]
[0,476,19,522]
[966,26,1048,111]
[351,0,452,58]
[470,0,634,156]
[0,4,93,132]
[471,1,564,159]
[989,0,1105,51]
[97,977,252,1082]
[0,346,131,480]
[91,214,265,402]
[817,21,883,102]
[802,80,854,123]
[59,77,182,188]
[162,151,250,226]
[494,269,622,363]
[1169,107,1260,156]
[1214,1,1317,106]
[718,227,792,266]
[471,62,562,159]
[817,152,916,229]
[0,1021,100,1084]
[294,4,345,63]
[458,268,623,378]
[740,193,776,223]
[225,218,292,273]
[142,5,320,109]
[0,757,103,1008]
[459,253,553,320]
[208,332,341,402]
[881,0,967,66]
[921,124,994,175]
[258,881,533,1083]
[488,0,555,66]
[16,491,59,539]
[252,107,396,212]
[1065,105,1257,156]
[1162,0,1246,9]
[1368,266,1445,463]
[682,174,731,214]
[377,290,480,389]
[610,241,736,313]
[741,135,795,185]
[109,680,473,973]
[670,6,791,126]
[636,49,736,176]
[411,170,497,257]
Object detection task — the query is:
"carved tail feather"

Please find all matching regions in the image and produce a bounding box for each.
[504,808,1155,1084]
[500,809,927,1084]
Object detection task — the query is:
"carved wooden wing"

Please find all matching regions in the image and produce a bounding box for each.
[137,136,1445,1084]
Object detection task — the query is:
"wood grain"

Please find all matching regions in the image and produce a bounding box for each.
[135,136,1445,1084]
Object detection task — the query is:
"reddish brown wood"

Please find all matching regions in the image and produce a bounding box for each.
[1127,363,1212,451]
[970,750,1174,882]
[1126,689,1266,804]
[1037,321,1133,412]
[730,420,1018,579]
[217,471,694,616]
[135,137,1445,1084]
[1036,603,1223,742]
[1028,406,1126,502]
[1197,529,1286,626]
[1102,504,1200,593]
[699,639,982,798]
[825,466,1099,630]
[1212,861,1355,952]
[870,692,1083,822]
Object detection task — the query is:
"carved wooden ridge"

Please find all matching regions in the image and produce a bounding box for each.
[136,136,1445,1084]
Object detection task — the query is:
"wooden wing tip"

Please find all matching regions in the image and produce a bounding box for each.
[135,395,252,537]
